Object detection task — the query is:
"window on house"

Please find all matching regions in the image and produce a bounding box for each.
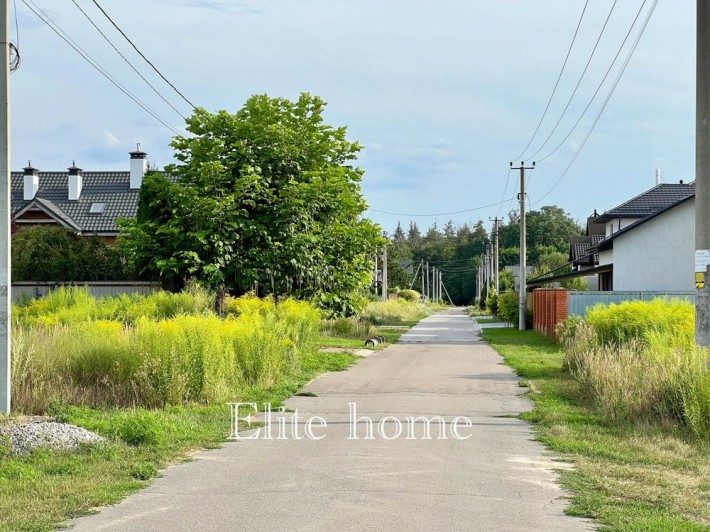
[89,202,105,215]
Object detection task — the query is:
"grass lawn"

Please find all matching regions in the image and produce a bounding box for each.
[0,349,357,532]
[482,328,710,531]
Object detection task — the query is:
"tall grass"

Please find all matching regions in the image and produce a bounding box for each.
[12,290,320,413]
[558,299,710,439]
[360,300,429,325]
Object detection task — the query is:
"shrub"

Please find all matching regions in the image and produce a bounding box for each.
[397,289,420,302]
[497,292,518,324]
[321,317,372,339]
[12,226,133,282]
[559,300,710,439]
[486,290,499,315]
[585,298,694,349]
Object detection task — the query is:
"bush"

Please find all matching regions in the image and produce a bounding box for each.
[559,300,710,439]
[486,290,499,315]
[497,292,518,324]
[397,289,420,302]
[585,298,694,349]
[320,317,372,339]
[12,226,133,282]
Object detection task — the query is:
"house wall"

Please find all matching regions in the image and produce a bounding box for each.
[605,217,641,237]
[613,198,695,291]
[598,249,613,266]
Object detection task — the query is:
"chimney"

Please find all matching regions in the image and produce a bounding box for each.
[655,168,662,186]
[23,162,38,200]
[129,144,148,189]
[68,162,83,201]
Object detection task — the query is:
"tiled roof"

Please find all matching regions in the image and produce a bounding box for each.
[12,172,143,233]
[596,183,695,222]
[569,234,604,265]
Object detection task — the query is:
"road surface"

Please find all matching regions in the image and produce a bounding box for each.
[70,308,590,531]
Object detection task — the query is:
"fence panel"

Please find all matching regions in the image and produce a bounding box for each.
[568,291,695,317]
[12,282,161,301]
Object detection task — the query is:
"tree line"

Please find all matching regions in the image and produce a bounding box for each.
[386,206,585,306]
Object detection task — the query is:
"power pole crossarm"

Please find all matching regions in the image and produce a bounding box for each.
[511,161,535,331]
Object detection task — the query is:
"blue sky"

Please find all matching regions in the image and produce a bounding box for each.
[10,1,695,232]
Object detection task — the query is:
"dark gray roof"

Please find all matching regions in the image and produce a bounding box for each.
[569,234,604,265]
[596,182,695,222]
[12,171,140,234]
[595,193,695,252]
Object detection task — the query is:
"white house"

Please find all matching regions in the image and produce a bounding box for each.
[594,183,695,292]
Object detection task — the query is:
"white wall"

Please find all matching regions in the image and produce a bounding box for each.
[612,198,695,291]
[605,217,641,237]
[598,249,613,267]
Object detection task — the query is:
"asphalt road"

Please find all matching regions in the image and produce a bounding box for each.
[70,308,591,531]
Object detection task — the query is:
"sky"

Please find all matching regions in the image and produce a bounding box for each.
[9,1,696,233]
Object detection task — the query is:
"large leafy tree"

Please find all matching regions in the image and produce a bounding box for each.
[120,93,383,313]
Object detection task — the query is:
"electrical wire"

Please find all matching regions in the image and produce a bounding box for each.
[536,0,648,163]
[368,197,517,217]
[71,0,187,120]
[526,0,619,162]
[90,0,196,110]
[512,0,589,162]
[21,0,182,136]
[495,167,512,218]
[531,0,659,206]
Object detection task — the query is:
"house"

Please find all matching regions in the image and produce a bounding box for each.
[569,210,606,270]
[530,181,696,292]
[594,184,695,292]
[11,149,150,244]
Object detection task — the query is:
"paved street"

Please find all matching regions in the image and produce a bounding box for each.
[71,309,590,531]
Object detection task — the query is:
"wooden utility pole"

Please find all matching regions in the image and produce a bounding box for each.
[490,217,503,293]
[697,2,710,345]
[0,0,10,414]
[511,161,535,330]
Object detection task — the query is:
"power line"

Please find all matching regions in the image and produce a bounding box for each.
[531,0,659,206]
[495,167,512,218]
[90,0,196,110]
[536,0,648,163]
[526,0,619,161]
[71,0,187,120]
[368,197,517,217]
[512,0,589,161]
[21,0,182,136]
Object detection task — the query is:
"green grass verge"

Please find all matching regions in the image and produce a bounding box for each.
[0,349,357,532]
[482,328,710,531]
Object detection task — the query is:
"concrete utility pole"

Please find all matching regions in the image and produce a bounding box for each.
[382,247,388,302]
[697,2,710,346]
[420,259,425,300]
[432,266,437,303]
[439,271,443,304]
[511,161,535,331]
[490,217,503,293]
[0,0,10,414]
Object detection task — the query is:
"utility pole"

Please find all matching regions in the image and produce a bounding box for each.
[381,247,388,302]
[420,259,425,301]
[511,161,535,331]
[439,271,443,305]
[432,266,437,303]
[697,2,710,346]
[0,0,10,414]
[490,217,503,293]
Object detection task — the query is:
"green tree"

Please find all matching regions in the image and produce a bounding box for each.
[120,93,383,314]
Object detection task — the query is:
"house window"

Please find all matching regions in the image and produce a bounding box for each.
[89,202,106,215]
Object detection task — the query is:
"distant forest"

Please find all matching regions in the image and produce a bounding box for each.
[386,206,586,305]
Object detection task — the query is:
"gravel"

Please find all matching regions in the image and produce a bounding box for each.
[0,421,104,455]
